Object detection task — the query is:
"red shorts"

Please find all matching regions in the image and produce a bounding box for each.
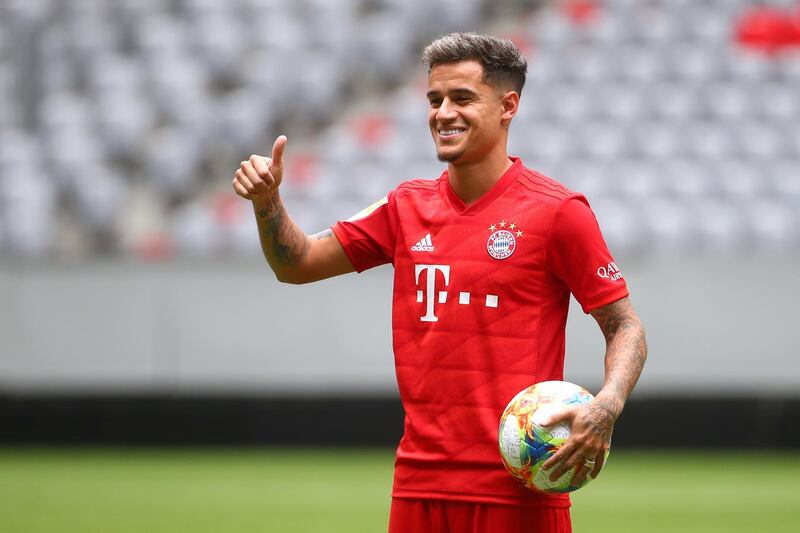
[388,498,571,533]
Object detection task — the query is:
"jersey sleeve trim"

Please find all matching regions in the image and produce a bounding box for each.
[330,191,397,273]
[330,222,363,272]
[579,285,630,314]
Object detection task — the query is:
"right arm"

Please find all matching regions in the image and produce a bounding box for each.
[232,136,354,284]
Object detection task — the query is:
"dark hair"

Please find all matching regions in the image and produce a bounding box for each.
[421,32,527,95]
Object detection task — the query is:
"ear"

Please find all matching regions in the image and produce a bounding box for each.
[500,90,520,127]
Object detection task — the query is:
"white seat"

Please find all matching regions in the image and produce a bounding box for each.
[587,196,646,253]
[69,164,125,234]
[593,82,644,123]
[611,158,662,200]
[618,45,667,84]
[632,121,682,159]
[661,158,710,200]
[685,121,733,158]
[767,159,800,199]
[693,199,745,251]
[703,82,751,121]
[136,13,189,59]
[212,89,272,150]
[711,159,763,199]
[736,121,785,160]
[144,127,203,199]
[546,84,592,122]
[43,127,105,189]
[0,130,39,168]
[87,53,146,96]
[0,163,57,256]
[3,0,55,23]
[577,121,626,159]
[723,49,772,83]
[525,122,572,161]
[681,4,731,43]
[193,12,245,80]
[95,91,155,157]
[563,49,607,84]
[776,50,800,82]
[554,160,610,199]
[649,82,700,121]
[641,197,696,253]
[668,43,722,82]
[628,6,679,45]
[757,83,799,121]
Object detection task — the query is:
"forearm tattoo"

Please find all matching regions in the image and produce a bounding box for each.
[255,196,310,266]
[590,298,648,421]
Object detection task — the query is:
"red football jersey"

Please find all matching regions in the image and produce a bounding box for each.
[331,158,628,507]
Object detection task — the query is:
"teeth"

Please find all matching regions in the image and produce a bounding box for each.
[440,129,464,135]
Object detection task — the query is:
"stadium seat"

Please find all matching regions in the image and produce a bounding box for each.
[0,0,797,256]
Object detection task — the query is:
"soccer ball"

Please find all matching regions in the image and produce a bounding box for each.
[497,380,608,493]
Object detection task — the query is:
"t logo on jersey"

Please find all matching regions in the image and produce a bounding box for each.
[415,264,450,322]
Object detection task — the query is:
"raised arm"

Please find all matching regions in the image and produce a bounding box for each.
[232,136,355,284]
[541,296,647,484]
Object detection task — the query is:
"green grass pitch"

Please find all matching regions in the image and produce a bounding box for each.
[0,448,798,532]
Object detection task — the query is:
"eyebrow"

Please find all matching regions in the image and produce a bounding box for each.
[426,87,480,99]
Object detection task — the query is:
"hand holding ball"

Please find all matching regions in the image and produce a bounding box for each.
[498,381,610,493]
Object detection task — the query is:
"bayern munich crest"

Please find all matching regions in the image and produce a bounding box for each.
[487,221,522,260]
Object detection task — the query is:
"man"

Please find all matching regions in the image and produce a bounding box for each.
[233,33,646,533]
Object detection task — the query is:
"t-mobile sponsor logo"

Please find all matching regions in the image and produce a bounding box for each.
[415,264,498,322]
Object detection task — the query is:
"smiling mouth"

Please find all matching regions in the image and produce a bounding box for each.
[438,127,466,139]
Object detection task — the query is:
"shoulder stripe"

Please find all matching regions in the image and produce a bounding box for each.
[346,196,388,221]
[397,178,439,192]
[519,169,574,198]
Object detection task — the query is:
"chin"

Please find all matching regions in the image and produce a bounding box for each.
[436,148,463,163]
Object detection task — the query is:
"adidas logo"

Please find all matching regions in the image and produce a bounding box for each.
[411,233,434,252]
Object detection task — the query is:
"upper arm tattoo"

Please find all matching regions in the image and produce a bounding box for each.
[591,298,638,342]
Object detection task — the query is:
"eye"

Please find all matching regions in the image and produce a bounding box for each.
[428,99,442,108]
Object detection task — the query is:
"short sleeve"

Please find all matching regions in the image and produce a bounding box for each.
[547,197,629,313]
[331,192,397,273]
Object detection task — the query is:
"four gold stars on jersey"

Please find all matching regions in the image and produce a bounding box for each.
[488,220,523,238]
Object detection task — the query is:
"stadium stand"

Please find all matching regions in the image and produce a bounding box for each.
[0,0,797,257]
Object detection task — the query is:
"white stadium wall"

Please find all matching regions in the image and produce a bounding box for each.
[1,256,798,397]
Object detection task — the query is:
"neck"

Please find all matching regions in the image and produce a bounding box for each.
[447,149,513,205]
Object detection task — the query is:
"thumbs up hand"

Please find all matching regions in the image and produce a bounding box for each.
[233,135,288,203]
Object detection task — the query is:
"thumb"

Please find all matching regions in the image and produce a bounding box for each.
[534,405,574,428]
[271,135,287,168]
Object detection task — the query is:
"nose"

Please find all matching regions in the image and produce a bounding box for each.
[436,98,458,122]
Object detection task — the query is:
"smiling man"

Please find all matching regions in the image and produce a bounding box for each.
[233,33,647,533]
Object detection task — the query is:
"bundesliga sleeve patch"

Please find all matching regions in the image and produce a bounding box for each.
[347,196,388,222]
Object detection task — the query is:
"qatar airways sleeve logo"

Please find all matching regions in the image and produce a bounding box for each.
[415,264,499,322]
[597,261,623,282]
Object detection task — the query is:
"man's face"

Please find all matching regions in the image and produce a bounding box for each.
[426,60,511,164]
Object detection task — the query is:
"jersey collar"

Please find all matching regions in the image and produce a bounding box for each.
[439,157,524,216]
